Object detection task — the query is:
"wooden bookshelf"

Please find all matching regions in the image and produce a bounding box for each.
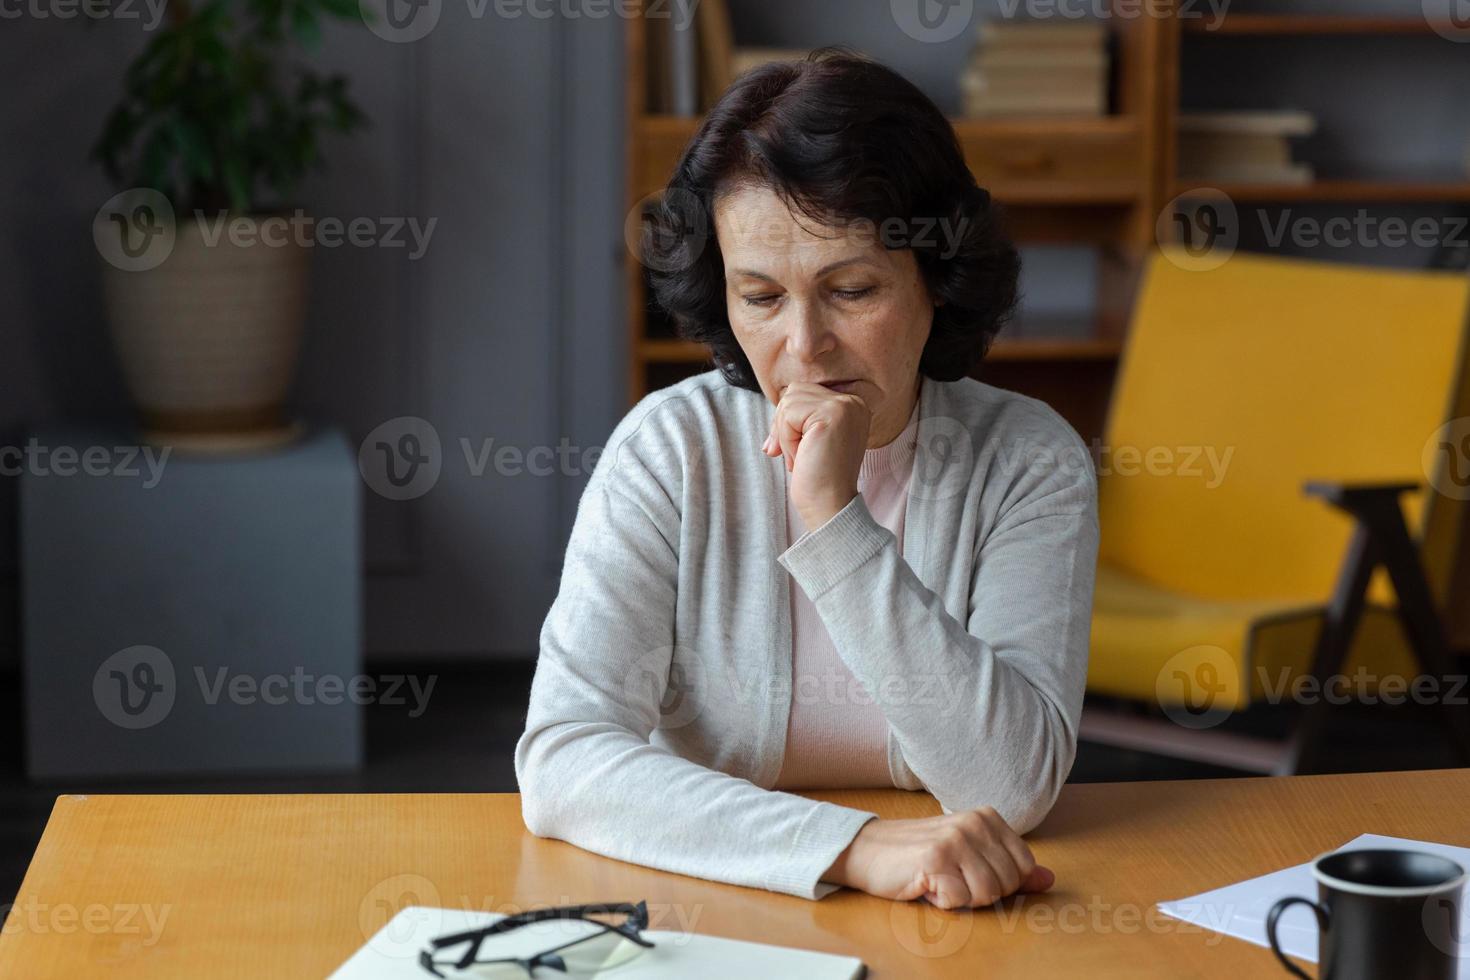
[623,1,1470,442]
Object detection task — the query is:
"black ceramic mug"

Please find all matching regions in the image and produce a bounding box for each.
[1265,848,1466,980]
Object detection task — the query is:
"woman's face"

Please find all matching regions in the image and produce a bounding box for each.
[713,183,936,448]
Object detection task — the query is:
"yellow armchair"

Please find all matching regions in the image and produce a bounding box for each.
[1083,248,1470,773]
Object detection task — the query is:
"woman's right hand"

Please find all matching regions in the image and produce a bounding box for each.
[821,806,1055,909]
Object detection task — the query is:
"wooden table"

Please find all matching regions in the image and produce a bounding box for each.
[2,769,1468,977]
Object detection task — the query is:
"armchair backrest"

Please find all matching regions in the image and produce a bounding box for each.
[1098,248,1470,604]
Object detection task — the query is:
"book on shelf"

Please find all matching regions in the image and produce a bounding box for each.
[1177,110,1317,137]
[978,18,1107,48]
[669,13,698,116]
[1177,109,1317,184]
[961,17,1110,118]
[645,0,728,115]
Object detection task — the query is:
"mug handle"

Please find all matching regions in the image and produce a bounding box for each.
[1265,896,1330,979]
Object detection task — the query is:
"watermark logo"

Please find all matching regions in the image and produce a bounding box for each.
[359,874,445,955]
[360,416,443,501]
[1156,645,1236,730]
[1424,0,1470,42]
[625,186,710,275]
[910,415,975,503]
[889,883,975,957]
[1157,189,1238,271]
[1425,417,1470,500]
[94,188,175,272]
[891,0,975,43]
[93,645,176,730]
[360,0,441,42]
[1422,891,1470,960]
[623,645,710,731]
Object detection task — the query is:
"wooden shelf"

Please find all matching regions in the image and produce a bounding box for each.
[635,114,1146,206]
[989,337,1123,362]
[638,339,710,363]
[1184,15,1451,36]
[1172,178,1470,203]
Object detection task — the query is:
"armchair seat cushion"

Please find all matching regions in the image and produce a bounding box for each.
[1087,562,1419,709]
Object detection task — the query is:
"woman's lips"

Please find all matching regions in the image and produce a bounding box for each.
[819,380,860,393]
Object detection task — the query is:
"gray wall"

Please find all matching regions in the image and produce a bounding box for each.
[0,7,625,665]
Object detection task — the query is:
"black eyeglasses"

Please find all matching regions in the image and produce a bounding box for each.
[418,900,656,978]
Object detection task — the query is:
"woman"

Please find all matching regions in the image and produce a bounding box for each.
[515,50,1098,910]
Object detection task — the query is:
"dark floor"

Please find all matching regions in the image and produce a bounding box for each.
[2,662,1464,906]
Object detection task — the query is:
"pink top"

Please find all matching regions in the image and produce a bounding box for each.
[773,397,921,790]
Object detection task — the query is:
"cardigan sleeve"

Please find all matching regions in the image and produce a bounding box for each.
[515,457,879,900]
[776,412,1098,833]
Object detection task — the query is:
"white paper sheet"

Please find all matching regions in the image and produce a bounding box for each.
[327,906,866,979]
[1157,833,1470,974]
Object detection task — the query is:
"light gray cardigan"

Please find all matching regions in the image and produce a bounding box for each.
[515,369,1098,900]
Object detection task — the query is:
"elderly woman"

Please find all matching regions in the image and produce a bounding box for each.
[515,50,1098,910]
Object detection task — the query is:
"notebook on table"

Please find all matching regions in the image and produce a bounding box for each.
[328,906,867,979]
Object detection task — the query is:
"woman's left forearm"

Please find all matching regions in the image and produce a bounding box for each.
[778,495,1098,830]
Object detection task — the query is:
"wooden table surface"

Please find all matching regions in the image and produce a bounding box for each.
[2,768,1468,977]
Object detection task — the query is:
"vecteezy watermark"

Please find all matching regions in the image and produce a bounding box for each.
[1424,417,1470,500]
[92,646,437,729]
[625,187,711,275]
[193,210,437,259]
[359,417,443,501]
[94,646,177,730]
[93,188,176,272]
[1156,645,1238,730]
[1156,189,1240,272]
[357,416,607,501]
[93,190,437,272]
[1423,0,1470,43]
[1156,647,1470,730]
[990,437,1235,490]
[995,896,1234,943]
[621,643,975,732]
[887,890,1234,960]
[358,0,691,44]
[626,188,974,276]
[1159,190,1470,271]
[891,0,1229,44]
[1255,666,1468,709]
[0,0,167,29]
[0,438,171,488]
[0,899,172,947]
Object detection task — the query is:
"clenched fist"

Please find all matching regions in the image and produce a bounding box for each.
[763,381,872,530]
[821,806,1055,909]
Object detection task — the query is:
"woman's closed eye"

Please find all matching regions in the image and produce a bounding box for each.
[741,286,877,308]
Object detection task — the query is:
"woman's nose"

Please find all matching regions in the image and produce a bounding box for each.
[786,303,836,362]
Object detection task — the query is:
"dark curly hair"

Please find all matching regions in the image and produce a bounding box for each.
[640,48,1021,392]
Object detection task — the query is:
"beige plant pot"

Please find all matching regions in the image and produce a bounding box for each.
[99,211,310,442]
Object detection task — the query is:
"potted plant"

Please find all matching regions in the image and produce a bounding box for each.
[91,0,367,449]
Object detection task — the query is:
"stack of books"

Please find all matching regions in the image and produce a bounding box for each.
[960,19,1110,117]
[1177,110,1317,184]
[645,0,742,115]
